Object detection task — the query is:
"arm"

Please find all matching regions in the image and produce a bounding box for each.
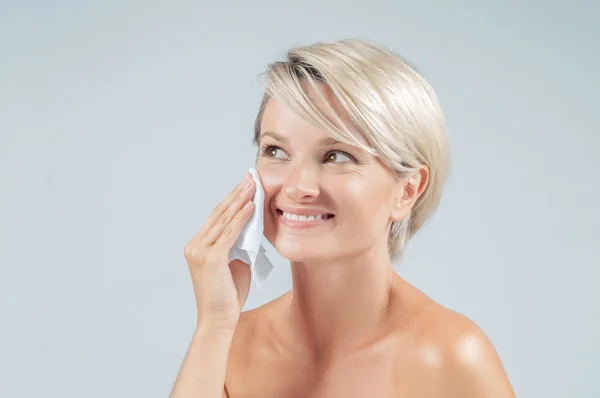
[170,326,233,398]
[171,173,257,398]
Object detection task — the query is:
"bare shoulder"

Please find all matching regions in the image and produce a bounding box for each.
[403,287,516,398]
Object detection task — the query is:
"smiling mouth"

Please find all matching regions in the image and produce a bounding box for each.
[276,209,335,223]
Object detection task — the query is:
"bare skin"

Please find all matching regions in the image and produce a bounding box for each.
[170,81,515,397]
[226,278,514,397]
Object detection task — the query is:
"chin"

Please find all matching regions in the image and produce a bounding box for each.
[272,236,322,262]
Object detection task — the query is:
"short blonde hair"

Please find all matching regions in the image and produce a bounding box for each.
[253,38,450,260]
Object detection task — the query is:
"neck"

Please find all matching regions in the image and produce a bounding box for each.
[287,244,399,363]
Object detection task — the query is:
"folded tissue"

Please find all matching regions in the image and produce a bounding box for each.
[228,168,273,288]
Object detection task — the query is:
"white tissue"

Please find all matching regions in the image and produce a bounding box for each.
[228,168,273,289]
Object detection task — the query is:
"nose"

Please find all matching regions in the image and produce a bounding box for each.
[282,163,320,203]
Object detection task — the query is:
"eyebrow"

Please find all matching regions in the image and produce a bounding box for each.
[260,131,340,146]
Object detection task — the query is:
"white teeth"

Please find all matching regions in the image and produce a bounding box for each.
[282,212,326,221]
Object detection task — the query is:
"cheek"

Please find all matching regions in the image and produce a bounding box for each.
[256,167,285,206]
[257,167,284,190]
[256,167,284,234]
[345,179,394,225]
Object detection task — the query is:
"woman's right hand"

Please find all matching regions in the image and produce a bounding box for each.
[183,173,256,333]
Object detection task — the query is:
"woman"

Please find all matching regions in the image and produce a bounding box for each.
[171,39,516,397]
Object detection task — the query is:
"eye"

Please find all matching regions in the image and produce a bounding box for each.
[324,150,355,163]
[261,145,288,160]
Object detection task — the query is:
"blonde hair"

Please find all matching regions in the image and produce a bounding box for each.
[253,38,450,260]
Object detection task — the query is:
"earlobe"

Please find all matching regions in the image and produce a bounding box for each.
[390,200,411,223]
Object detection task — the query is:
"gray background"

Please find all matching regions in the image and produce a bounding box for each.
[1,1,598,397]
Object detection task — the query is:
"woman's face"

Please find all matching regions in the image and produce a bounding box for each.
[256,86,409,262]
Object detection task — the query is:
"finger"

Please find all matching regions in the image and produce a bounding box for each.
[199,173,250,235]
[204,180,256,246]
[194,173,252,241]
[213,200,255,250]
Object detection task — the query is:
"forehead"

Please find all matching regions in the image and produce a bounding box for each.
[260,82,367,146]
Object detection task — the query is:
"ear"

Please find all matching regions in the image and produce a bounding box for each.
[390,165,430,222]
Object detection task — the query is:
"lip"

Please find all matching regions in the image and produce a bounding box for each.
[275,206,335,229]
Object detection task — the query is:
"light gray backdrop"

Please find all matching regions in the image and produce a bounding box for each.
[1,1,598,397]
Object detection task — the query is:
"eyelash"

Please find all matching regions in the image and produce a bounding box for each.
[260,144,358,163]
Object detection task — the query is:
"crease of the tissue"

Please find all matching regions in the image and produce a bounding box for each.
[228,168,273,289]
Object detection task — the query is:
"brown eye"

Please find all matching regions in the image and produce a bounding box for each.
[262,145,288,160]
[325,151,353,163]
